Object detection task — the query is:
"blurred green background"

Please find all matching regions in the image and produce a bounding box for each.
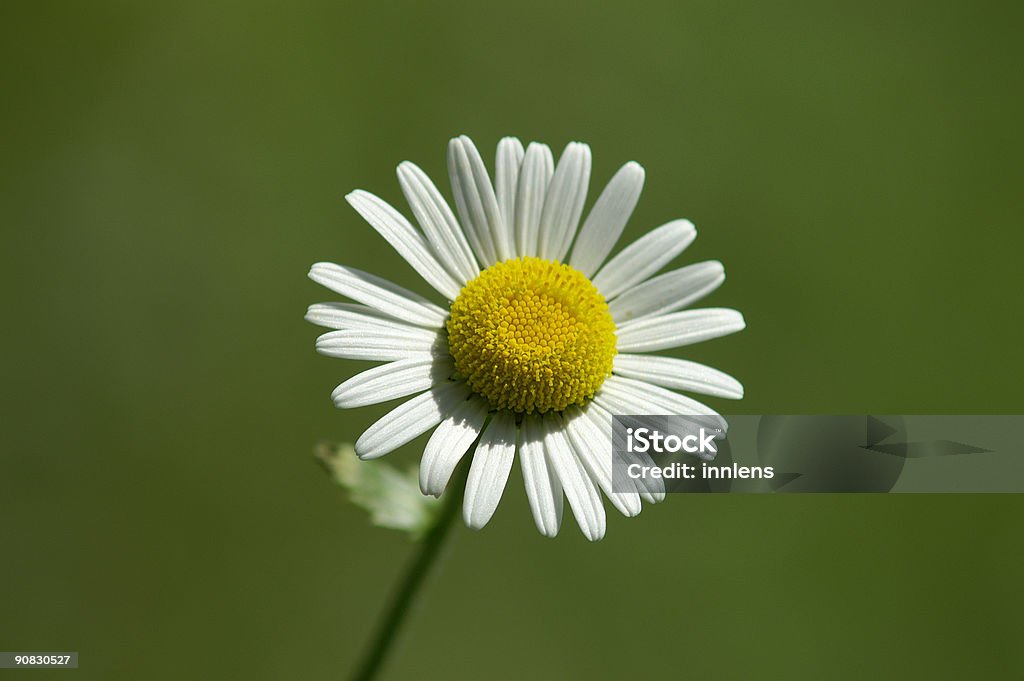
[2,1,1023,679]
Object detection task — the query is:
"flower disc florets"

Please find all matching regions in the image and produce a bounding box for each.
[446,257,617,413]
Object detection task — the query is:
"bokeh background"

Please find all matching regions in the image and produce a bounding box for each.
[2,1,1023,679]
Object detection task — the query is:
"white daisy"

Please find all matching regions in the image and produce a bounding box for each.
[307,135,745,541]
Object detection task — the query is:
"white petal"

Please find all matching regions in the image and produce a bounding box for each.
[609,261,725,324]
[495,137,525,257]
[447,135,507,266]
[308,263,448,328]
[519,415,563,537]
[589,396,666,503]
[613,354,744,400]
[354,381,467,460]
[599,375,726,432]
[538,142,591,261]
[563,405,642,517]
[616,308,746,353]
[463,410,517,529]
[569,162,645,277]
[345,191,461,300]
[315,328,442,361]
[592,220,697,300]
[331,357,453,408]
[396,162,479,286]
[542,414,606,541]
[420,395,489,496]
[305,303,430,333]
[514,142,554,259]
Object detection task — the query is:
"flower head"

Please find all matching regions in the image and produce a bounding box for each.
[307,135,745,540]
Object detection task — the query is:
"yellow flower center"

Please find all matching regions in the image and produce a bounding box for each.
[446,257,617,414]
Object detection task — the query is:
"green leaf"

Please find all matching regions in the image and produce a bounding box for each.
[315,441,441,539]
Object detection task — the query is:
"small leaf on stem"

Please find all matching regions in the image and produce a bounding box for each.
[315,441,441,539]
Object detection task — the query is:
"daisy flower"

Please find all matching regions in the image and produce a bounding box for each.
[307,135,745,541]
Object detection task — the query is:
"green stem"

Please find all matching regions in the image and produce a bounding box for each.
[348,465,466,681]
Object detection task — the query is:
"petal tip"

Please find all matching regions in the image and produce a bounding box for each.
[353,439,373,459]
[623,160,645,175]
[419,477,441,498]
[463,508,489,530]
[676,218,697,234]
